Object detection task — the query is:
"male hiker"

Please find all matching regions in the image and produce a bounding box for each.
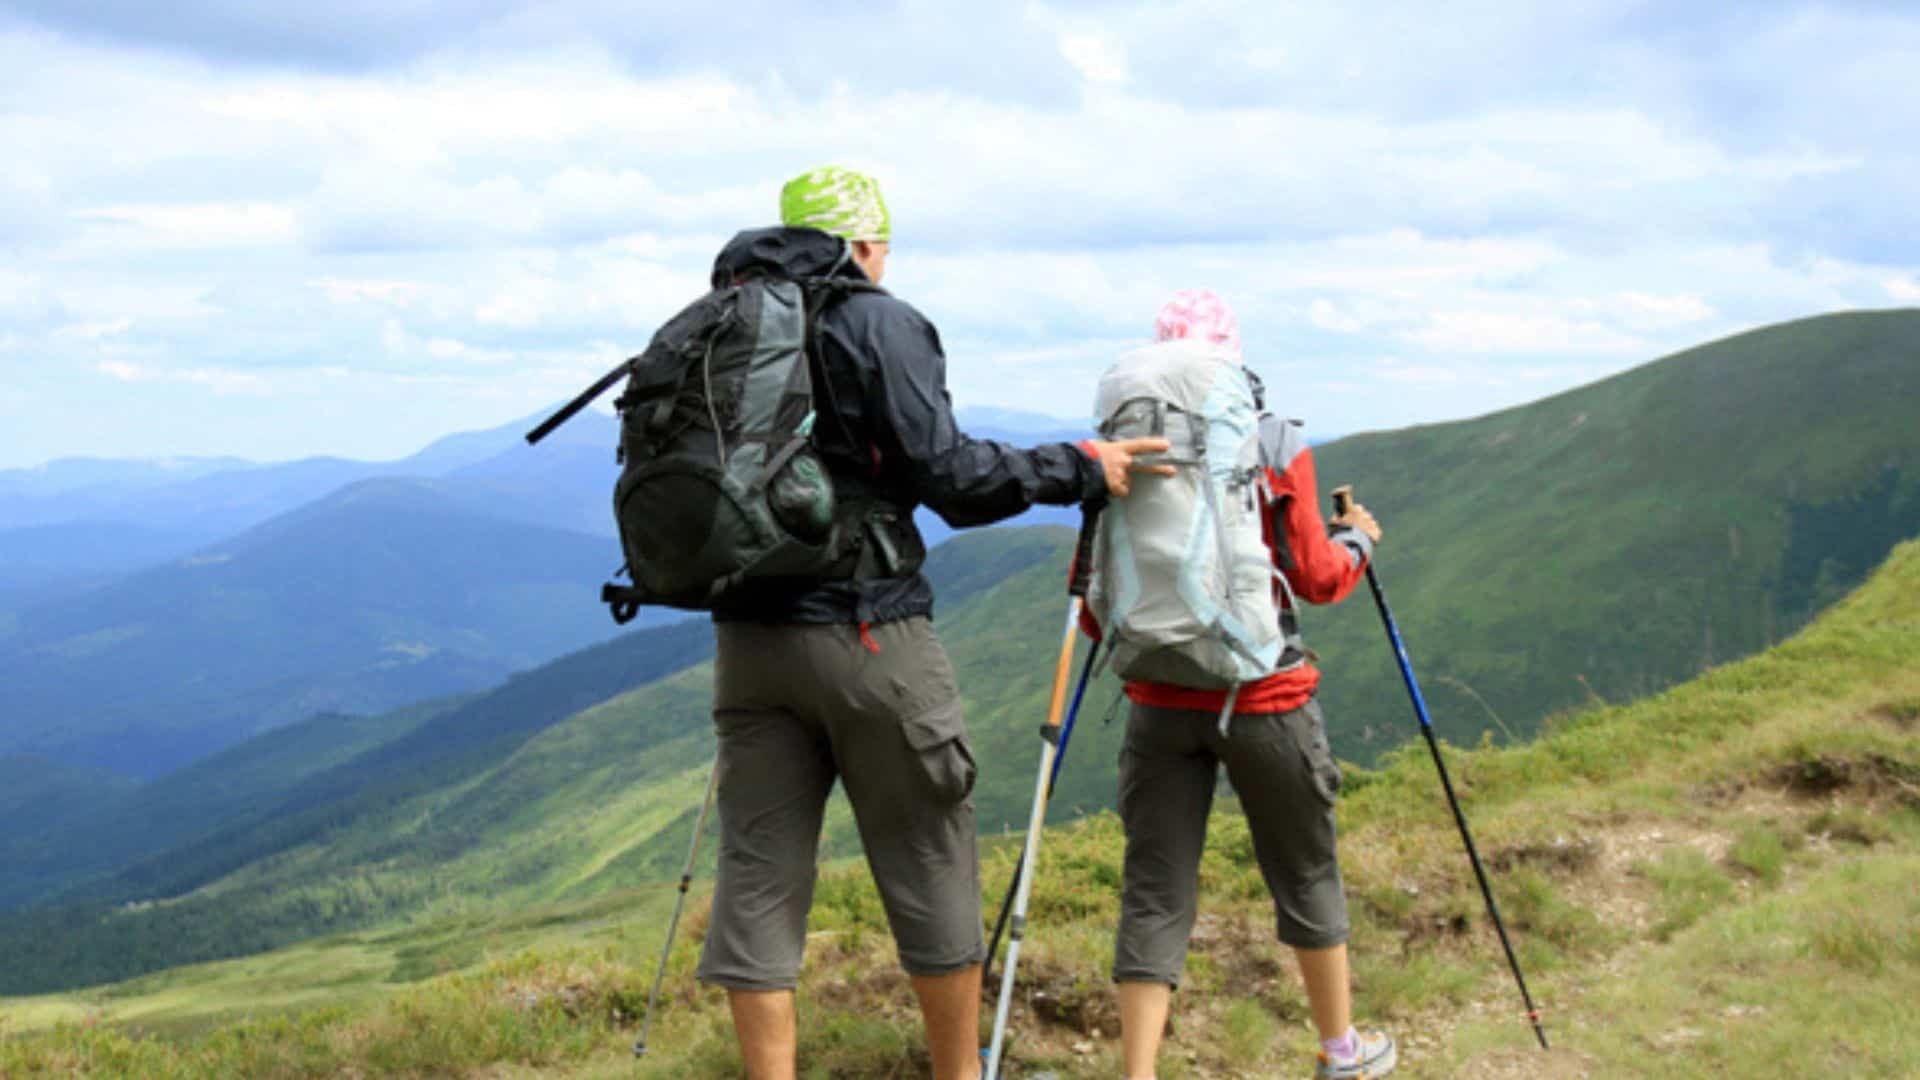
[1083,290,1398,1079]
[694,166,1171,1080]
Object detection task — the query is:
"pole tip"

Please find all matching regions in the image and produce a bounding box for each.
[632,1041,648,1058]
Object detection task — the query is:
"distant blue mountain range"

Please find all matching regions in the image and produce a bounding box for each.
[0,406,1090,779]
[0,408,622,597]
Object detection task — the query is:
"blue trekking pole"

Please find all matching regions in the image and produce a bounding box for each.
[983,500,1105,1079]
[1334,486,1549,1051]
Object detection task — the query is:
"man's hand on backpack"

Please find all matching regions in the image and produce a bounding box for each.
[1332,500,1383,544]
[1088,437,1176,497]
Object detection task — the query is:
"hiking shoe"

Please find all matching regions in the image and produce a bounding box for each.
[1314,1028,1397,1079]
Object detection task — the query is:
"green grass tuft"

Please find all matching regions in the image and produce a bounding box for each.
[1640,848,1736,941]
[1728,824,1791,886]
[1220,999,1278,1063]
[1807,805,1896,847]
[1356,952,1483,1017]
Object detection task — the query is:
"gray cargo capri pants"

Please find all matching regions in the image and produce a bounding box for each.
[696,616,985,991]
[1113,697,1350,988]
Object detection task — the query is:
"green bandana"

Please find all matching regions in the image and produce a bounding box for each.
[779,166,891,243]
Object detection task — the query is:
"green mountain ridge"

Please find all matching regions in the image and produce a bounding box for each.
[0,528,1068,992]
[3,309,1915,1000]
[1305,307,1920,754]
[0,756,141,843]
[0,696,469,911]
[0,477,649,779]
[78,613,720,913]
[6,529,1916,1078]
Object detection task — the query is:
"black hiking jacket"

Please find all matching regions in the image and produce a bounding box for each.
[707,226,1105,625]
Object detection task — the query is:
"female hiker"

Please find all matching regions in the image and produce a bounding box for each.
[1083,289,1397,1080]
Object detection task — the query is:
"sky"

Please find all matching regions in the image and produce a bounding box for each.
[2,1,1917,468]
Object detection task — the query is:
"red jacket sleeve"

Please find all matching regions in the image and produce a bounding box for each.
[1266,445,1368,605]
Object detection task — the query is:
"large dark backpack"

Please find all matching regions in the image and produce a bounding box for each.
[527,274,880,622]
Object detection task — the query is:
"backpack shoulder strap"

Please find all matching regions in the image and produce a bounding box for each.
[1256,415,1306,573]
[1257,414,1307,473]
[795,277,886,457]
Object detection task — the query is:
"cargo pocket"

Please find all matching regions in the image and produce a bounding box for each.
[1290,702,1343,807]
[900,698,977,804]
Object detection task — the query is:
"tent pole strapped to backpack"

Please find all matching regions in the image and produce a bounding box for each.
[984,501,1104,1080]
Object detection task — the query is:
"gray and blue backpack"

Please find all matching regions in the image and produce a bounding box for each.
[1086,338,1310,730]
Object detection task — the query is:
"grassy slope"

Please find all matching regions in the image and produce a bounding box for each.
[0,528,1070,996]
[0,614,722,995]
[0,477,641,779]
[79,614,719,908]
[5,537,1915,1077]
[5,311,1916,1037]
[0,757,139,844]
[1306,308,1920,757]
[7,309,1917,1007]
[0,695,465,911]
[206,528,1095,898]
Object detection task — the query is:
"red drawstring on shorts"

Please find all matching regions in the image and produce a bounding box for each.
[858,621,881,654]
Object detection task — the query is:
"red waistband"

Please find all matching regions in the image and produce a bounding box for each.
[1123,664,1320,714]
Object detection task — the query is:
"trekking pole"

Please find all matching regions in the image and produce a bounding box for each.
[983,501,1105,1080]
[982,635,1101,992]
[632,766,720,1058]
[1333,486,1550,1052]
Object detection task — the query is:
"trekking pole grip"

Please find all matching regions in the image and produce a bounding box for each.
[1069,498,1106,598]
[1331,484,1354,519]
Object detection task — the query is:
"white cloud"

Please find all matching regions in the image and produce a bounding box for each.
[73,202,298,251]
[3,7,1920,467]
[202,63,748,153]
[96,361,270,393]
[1406,309,1652,356]
[0,269,49,315]
[1615,292,1715,325]
[310,278,426,306]
[1058,32,1128,86]
[55,319,133,341]
[1374,359,1472,386]
[46,282,220,325]
[304,168,541,253]
[1309,299,1365,333]
[425,336,511,363]
[1886,278,1920,302]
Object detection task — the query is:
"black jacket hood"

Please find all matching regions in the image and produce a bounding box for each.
[711,226,866,288]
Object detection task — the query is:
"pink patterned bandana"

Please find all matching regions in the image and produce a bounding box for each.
[1153,288,1241,356]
